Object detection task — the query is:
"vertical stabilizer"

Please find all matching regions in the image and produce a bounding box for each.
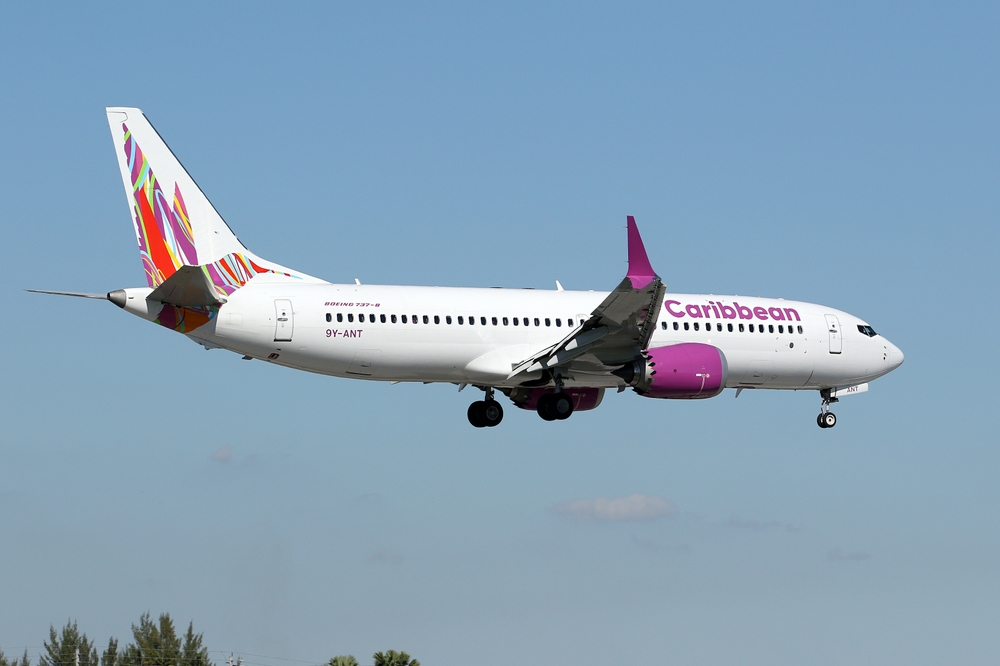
[106,107,316,294]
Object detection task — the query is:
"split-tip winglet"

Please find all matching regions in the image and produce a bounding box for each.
[626,216,657,289]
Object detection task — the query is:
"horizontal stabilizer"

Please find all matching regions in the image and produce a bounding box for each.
[147,265,226,306]
[26,289,108,300]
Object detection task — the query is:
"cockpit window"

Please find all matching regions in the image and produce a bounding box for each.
[857,324,878,337]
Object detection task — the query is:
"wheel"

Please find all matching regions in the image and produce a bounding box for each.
[537,394,557,421]
[552,393,574,420]
[821,412,837,428]
[817,413,827,428]
[468,401,487,428]
[483,400,504,427]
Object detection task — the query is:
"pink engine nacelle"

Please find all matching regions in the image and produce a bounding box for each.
[508,387,606,412]
[616,342,728,399]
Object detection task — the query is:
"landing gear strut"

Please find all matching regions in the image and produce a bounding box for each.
[468,387,503,428]
[817,389,838,428]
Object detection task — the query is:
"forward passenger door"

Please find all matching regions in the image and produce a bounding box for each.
[825,314,842,354]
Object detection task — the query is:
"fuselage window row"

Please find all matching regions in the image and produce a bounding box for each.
[325,313,578,329]
[658,319,805,335]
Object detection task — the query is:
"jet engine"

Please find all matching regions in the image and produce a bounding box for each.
[614,342,728,399]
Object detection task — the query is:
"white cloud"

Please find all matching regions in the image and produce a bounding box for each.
[827,548,871,562]
[554,494,678,522]
[210,445,232,463]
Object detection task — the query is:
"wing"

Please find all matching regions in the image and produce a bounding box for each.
[508,216,664,379]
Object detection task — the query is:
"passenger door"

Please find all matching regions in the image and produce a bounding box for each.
[825,314,842,354]
[274,299,294,342]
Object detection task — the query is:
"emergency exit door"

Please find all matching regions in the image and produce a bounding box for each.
[825,314,842,354]
[274,300,294,342]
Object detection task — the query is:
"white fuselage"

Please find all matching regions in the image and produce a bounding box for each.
[121,277,903,391]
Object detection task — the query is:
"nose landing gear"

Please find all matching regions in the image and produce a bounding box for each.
[468,387,504,428]
[817,388,838,428]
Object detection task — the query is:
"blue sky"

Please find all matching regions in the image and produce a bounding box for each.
[1,2,998,665]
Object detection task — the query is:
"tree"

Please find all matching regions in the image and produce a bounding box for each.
[327,658,358,666]
[179,623,210,666]
[39,621,98,666]
[372,651,418,666]
[1,646,31,666]
[101,638,118,666]
[120,613,211,666]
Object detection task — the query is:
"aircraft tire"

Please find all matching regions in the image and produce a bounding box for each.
[553,393,574,420]
[468,401,488,428]
[821,412,837,428]
[483,400,503,427]
[537,394,557,421]
[817,413,827,428]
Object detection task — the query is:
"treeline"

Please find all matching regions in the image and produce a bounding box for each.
[0,616,418,666]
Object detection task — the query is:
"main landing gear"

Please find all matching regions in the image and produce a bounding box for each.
[537,392,574,421]
[468,387,503,428]
[817,388,838,429]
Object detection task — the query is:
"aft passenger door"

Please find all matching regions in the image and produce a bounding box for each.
[825,314,842,354]
[274,299,294,342]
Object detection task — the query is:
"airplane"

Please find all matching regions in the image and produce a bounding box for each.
[29,107,904,429]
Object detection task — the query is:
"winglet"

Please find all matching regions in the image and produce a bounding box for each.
[626,216,657,289]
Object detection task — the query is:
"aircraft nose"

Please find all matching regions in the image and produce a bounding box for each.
[887,341,904,369]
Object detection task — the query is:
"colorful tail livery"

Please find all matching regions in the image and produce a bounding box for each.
[106,108,303,302]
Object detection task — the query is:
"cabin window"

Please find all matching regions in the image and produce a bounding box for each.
[380,314,386,323]
[749,324,754,332]
[325,313,332,322]
[391,314,397,323]
[545,318,551,327]
[727,323,733,332]
[717,323,722,332]
[434,315,440,324]
[337,313,343,323]
[481,317,487,325]
[412,314,418,324]
[401,314,407,323]
[502,317,509,326]
[348,313,354,323]
[458,316,464,325]
[556,319,562,327]
[760,326,765,334]
[673,322,679,331]
[660,321,666,330]
[423,315,429,324]
[492,317,498,326]
[369,314,375,323]
[797,325,803,334]
[513,317,519,326]
[568,319,574,327]
[769,324,774,333]
[694,322,700,331]
[534,318,540,326]
[739,323,745,332]
[446,316,452,324]
[684,322,689,331]
[778,324,784,333]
